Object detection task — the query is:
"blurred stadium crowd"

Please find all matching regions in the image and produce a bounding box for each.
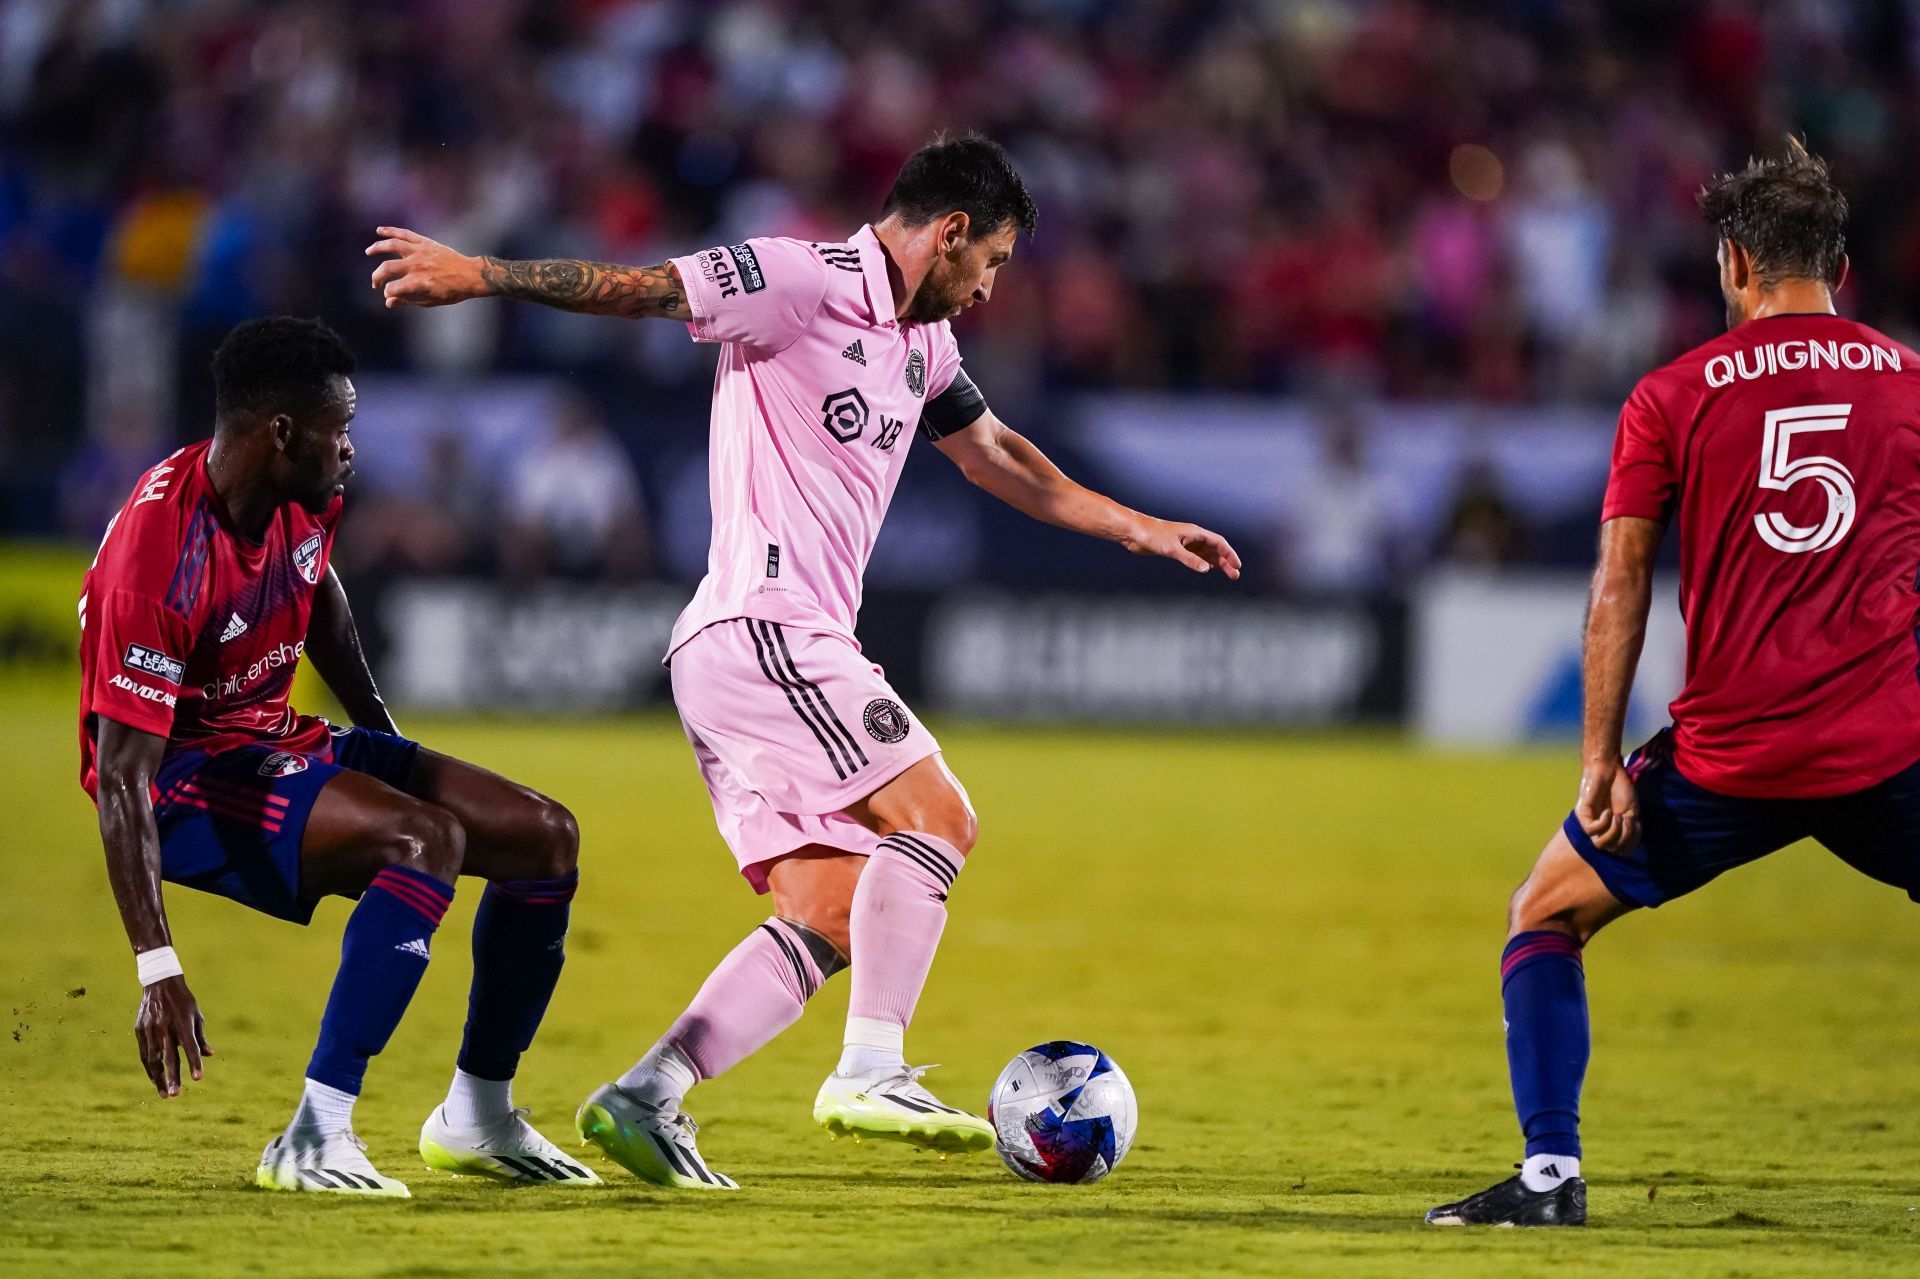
[4,0,1919,588]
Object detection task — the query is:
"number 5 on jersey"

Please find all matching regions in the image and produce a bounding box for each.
[1755,403,1855,554]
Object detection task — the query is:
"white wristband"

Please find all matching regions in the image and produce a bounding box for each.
[136,946,183,987]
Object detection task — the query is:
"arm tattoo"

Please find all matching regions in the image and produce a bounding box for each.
[477,257,684,318]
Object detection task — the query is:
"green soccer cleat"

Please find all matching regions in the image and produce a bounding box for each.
[575,1083,738,1190]
[419,1105,600,1185]
[813,1064,994,1155]
[256,1128,411,1197]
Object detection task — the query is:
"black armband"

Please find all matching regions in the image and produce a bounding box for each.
[919,368,988,441]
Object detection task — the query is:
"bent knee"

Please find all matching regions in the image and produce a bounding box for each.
[385,802,466,882]
[788,904,852,961]
[524,795,580,879]
[891,794,978,857]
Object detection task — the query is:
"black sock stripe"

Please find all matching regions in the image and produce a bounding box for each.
[747,621,851,780]
[767,623,868,768]
[881,838,956,889]
[888,832,959,882]
[759,922,817,1000]
[880,839,950,886]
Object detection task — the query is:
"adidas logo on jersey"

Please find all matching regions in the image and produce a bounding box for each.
[394,938,431,959]
[842,340,867,365]
[220,613,249,642]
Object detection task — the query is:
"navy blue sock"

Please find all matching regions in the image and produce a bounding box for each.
[456,872,577,1081]
[306,865,453,1094]
[1502,930,1588,1158]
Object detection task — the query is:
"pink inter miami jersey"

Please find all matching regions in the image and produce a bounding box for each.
[667,226,968,656]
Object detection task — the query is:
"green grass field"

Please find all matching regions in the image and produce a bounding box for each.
[4,679,1920,1277]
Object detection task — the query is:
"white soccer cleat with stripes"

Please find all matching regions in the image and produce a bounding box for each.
[418,1105,600,1186]
[813,1064,995,1155]
[576,1083,739,1190]
[256,1128,411,1197]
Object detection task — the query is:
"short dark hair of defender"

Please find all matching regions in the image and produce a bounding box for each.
[1698,137,1847,288]
[212,315,357,424]
[881,133,1038,240]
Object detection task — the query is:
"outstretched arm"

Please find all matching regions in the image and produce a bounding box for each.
[307,565,399,737]
[366,227,685,317]
[934,410,1242,578]
[96,717,212,1097]
[1574,515,1662,853]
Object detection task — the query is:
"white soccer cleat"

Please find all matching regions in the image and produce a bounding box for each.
[418,1105,601,1185]
[813,1064,995,1155]
[575,1082,738,1190]
[256,1128,411,1197]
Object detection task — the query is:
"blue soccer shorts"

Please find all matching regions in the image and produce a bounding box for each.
[1564,728,1920,909]
[152,725,421,924]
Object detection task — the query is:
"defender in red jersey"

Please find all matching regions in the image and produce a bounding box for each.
[1430,142,1920,1228]
[84,318,595,1195]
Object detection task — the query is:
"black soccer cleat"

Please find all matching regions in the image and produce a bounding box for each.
[1425,1172,1587,1226]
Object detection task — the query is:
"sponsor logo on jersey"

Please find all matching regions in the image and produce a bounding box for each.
[293,533,323,585]
[699,246,741,298]
[821,388,869,443]
[203,640,305,700]
[729,243,766,293]
[842,339,867,365]
[873,416,905,451]
[219,612,249,643]
[904,349,927,398]
[863,697,910,744]
[257,751,310,778]
[108,672,177,708]
[123,643,185,685]
[1704,339,1902,388]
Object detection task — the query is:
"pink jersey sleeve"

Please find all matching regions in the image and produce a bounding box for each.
[923,320,965,400]
[1601,377,1677,522]
[670,238,828,353]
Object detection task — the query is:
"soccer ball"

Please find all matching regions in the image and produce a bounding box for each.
[987,1041,1137,1184]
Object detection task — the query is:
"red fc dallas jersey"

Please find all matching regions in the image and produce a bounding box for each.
[78,440,338,799]
[1605,312,1920,798]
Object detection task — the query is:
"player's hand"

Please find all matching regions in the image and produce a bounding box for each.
[365,227,487,309]
[135,975,212,1098]
[1575,755,1639,854]
[1125,519,1243,579]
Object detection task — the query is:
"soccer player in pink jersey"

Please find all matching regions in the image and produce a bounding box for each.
[369,136,1242,1187]
[1430,143,1920,1227]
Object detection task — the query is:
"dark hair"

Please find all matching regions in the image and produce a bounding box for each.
[212,315,356,423]
[1698,137,1847,287]
[881,133,1038,240]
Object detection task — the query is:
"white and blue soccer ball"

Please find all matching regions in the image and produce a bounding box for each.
[988,1041,1137,1184]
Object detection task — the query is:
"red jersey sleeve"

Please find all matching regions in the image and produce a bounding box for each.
[86,534,195,739]
[1601,378,1678,522]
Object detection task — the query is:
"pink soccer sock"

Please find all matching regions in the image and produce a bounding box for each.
[623,918,835,1100]
[844,832,965,1057]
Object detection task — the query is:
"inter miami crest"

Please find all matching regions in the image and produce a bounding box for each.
[863,697,910,744]
[293,532,323,585]
[821,388,869,442]
[904,349,927,398]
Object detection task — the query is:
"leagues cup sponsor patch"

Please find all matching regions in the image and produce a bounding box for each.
[863,697,910,744]
[293,532,323,585]
[123,643,185,685]
[258,752,310,778]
